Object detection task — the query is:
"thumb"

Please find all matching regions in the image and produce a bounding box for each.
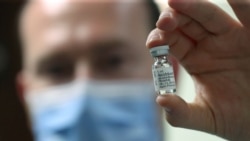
[156,94,215,134]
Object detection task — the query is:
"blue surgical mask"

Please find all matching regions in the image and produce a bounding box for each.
[25,80,162,141]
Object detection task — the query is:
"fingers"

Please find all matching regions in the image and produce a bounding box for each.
[156,95,189,127]
[168,0,238,35]
[157,9,209,42]
[227,0,250,29]
[156,95,215,133]
[146,28,195,61]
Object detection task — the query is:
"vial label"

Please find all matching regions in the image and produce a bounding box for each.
[153,67,176,92]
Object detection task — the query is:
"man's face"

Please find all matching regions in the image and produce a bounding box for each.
[21,0,153,91]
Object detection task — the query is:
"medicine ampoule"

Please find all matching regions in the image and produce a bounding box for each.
[150,45,176,95]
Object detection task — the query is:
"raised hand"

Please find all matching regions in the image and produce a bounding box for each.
[146,0,250,140]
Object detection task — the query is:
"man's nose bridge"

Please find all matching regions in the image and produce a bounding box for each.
[75,61,91,80]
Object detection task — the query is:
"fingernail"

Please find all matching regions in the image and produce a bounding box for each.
[157,12,176,31]
[149,33,161,42]
[159,12,172,19]
[146,31,162,45]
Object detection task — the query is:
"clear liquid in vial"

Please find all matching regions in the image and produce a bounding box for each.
[152,56,176,95]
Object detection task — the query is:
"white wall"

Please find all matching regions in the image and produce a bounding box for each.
[154,0,237,141]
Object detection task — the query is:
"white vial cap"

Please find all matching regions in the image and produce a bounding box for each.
[150,45,169,57]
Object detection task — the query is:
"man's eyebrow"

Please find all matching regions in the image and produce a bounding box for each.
[35,51,73,71]
[35,39,128,69]
[90,39,128,53]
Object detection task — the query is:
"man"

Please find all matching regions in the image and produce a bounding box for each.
[147,0,250,141]
[19,0,162,141]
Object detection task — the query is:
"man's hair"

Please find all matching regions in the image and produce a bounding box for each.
[146,0,160,29]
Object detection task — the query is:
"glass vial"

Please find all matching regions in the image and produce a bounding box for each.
[150,45,176,95]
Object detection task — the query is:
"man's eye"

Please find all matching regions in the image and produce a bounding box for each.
[100,55,124,71]
[39,61,74,82]
[106,55,123,69]
[91,54,125,75]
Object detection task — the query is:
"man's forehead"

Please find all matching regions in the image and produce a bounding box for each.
[21,0,150,65]
[22,0,148,43]
[22,0,147,36]
[33,0,144,15]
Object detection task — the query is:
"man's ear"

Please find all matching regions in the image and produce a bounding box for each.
[16,72,26,103]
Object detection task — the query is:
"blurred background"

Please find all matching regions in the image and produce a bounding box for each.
[0,0,236,141]
[0,0,33,140]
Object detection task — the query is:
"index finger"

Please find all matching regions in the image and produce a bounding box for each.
[168,0,239,35]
